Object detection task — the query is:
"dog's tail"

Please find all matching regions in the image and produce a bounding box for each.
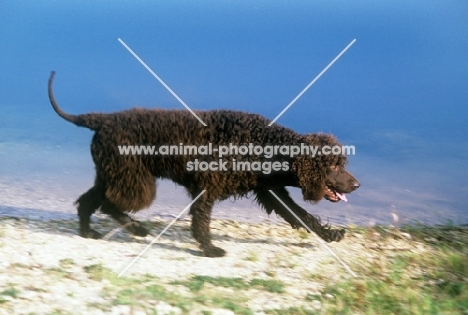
[48,71,103,130]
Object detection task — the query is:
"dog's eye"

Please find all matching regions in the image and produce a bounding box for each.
[330,165,339,171]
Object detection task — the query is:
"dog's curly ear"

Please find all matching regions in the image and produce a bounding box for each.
[292,133,348,202]
[303,133,348,167]
[291,155,326,202]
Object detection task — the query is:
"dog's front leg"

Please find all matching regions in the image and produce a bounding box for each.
[255,187,345,242]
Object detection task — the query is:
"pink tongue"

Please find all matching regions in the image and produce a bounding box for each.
[336,191,348,202]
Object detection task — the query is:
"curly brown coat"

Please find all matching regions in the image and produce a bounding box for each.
[48,72,359,257]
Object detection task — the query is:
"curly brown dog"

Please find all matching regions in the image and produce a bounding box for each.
[48,71,359,257]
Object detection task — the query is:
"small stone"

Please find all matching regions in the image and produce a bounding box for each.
[211,309,235,315]
[238,223,248,230]
[110,305,131,315]
[154,301,181,315]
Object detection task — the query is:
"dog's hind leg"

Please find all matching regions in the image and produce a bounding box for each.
[100,200,149,237]
[189,193,226,257]
[255,188,345,242]
[75,186,104,239]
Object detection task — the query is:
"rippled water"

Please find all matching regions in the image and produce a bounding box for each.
[1,1,467,226]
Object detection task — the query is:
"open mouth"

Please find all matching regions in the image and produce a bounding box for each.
[324,186,348,202]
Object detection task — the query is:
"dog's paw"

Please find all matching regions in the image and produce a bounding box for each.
[126,222,149,237]
[202,245,227,258]
[333,228,346,242]
[80,229,102,239]
[322,228,345,243]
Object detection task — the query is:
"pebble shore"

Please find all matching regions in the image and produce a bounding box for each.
[0,215,422,314]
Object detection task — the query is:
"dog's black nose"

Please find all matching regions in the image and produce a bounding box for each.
[353,182,360,189]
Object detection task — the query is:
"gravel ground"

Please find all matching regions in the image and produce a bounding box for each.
[0,214,391,315]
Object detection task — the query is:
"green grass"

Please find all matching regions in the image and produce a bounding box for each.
[172,275,285,293]
[84,266,252,313]
[198,294,254,315]
[105,273,193,311]
[76,224,468,314]
[265,307,317,315]
[112,284,193,311]
[59,258,75,269]
[44,267,74,281]
[245,251,259,262]
[0,287,20,304]
[83,264,105,281]
[173,275,248,291]
[249,278,285,293]
[318,226,468,315]
[3,219,464,314]
[168,275,287,313]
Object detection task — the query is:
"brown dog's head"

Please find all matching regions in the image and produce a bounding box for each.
[291,133,359,203]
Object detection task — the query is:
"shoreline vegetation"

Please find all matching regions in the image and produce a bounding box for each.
[1,216,467,314]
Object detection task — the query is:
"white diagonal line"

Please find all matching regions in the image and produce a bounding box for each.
[268,39,356,126]
[268,190,357,277]
[118,190,206,277]
[118,38,207,126]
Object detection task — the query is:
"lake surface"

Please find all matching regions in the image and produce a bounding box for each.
[1,1,467,226]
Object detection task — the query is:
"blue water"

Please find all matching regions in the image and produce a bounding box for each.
[1,1,467,225]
